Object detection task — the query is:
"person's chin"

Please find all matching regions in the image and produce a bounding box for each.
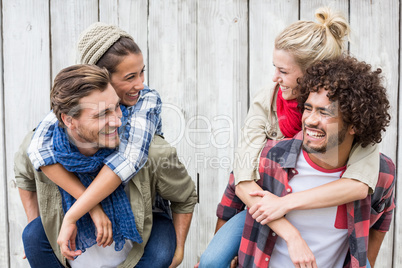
[100,138,120,149]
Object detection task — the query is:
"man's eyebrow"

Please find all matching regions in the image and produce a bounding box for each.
[93,99,121,118]
[304,103,335,114]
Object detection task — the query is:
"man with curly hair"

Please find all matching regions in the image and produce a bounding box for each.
[217,56,395,268]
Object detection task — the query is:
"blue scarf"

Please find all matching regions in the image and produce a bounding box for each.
[53,124,142,252]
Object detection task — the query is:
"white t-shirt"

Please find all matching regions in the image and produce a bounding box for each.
[269,150,349,268]
[68,240,133,268]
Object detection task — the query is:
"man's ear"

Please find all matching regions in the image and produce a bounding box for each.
[61,113,74,129]
[348,125,355,135]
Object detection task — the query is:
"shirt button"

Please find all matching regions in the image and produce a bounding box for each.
[271,132,277,137]
[287,188,291,193]
[272,232,276,236]
[291,169,296,174]
[265,257,269,261]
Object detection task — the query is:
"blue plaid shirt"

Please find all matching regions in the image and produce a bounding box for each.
[27,85,162,184]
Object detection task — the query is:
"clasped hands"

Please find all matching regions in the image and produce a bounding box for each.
[57,204,113,260]
[248,190,290,224]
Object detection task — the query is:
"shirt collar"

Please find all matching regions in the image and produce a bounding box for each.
[125,84,150,113]
[279,131,303,169]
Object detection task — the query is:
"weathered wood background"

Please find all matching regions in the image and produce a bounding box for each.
[0,0,400,267]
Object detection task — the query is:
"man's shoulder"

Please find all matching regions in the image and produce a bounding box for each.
[379,153,395,175]
[148,135,175,161]
[14,130,35,174]
[14,130,51,185]
[376,153,396,188]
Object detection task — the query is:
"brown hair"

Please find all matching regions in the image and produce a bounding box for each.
[298,56,390,147]
[96,37,142,73]
[275,7,350,72]
[51,64,111,127]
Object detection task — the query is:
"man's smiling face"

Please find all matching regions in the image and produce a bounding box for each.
[302,89,351,154]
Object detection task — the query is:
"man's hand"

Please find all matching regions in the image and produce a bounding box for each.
[169,247,184,268]
[286,235,317,268]
[57,220,82,260]
[89,204,113,247]
[249,190,290,224]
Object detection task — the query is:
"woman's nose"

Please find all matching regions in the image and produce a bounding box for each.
[272,69,281,83]
[134,77,145,90]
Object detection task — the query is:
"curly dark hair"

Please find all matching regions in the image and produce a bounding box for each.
[298,56,390,147]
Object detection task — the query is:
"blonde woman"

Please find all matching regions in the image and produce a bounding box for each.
[198,7,378,268]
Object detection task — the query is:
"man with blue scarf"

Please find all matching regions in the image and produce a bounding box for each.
[15,64,197,267]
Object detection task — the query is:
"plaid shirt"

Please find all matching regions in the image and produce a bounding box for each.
[217,132,395,268]
[27,85,162,184]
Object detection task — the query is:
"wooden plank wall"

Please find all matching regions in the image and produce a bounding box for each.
[1,0,400,267]
[0,0,8,265]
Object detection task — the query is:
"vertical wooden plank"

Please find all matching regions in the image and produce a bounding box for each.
[300,0,349,20]
[3,0,51,267]
[117,0,149,79]
[99,0,119,25]
[148,0,197,266]
[99,0,149,84]
[350,1,399,267]
[196,0,248,263]
[395,1,402,266]
[249,0,298,99]
[50,0,98,79]
[0,0,8,266]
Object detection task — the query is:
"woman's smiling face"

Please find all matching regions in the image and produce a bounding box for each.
[272,48,303,100]
[110,53,145,107]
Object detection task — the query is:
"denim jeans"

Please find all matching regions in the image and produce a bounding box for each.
[23,212,176,268]
[136,211,176,267]
[199,210,246,268]
[22,217,64,268]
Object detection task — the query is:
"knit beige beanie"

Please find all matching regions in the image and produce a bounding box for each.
[77,22,134,64]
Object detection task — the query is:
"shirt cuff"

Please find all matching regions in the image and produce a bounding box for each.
[29,149,57,171]
[104,158,136,184]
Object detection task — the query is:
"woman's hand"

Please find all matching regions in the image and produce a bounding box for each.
[57,219,82,260]
[286,235,317,268]
[249,190,290,224]
[89,204,113,247]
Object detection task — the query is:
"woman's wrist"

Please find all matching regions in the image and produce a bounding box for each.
[282,193,297,212]
[63,209,79,224]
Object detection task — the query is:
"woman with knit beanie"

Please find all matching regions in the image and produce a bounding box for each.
[197,7,378,268]
[26,23,186,267]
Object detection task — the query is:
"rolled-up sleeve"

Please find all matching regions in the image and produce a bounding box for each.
[216,173,246,221]
[27,112,58,171]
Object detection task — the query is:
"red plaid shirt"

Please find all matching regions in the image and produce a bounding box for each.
[217,132,395,268]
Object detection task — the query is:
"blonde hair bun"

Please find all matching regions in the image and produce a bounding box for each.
[275,6,351,71]
[315,7,350,43]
